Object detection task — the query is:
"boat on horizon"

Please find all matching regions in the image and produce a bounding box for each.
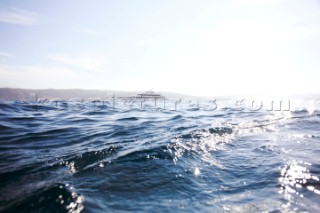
[136,90,163,99]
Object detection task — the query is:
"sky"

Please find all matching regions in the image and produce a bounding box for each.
[0,0,319,96]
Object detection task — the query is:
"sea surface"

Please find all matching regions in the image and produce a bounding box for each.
[0,98,320,212]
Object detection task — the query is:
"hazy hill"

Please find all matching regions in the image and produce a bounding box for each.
[0,88,195,101]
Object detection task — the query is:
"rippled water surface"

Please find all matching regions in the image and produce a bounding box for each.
[0,100,320,212]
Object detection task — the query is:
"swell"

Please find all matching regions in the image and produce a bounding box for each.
[1,100,320,212]
[1,127,82,148]
[1,183,83,213]
[38,125,238,177]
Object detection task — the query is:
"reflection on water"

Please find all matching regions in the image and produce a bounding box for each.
[280,160,320,210]
[0,100,319,212]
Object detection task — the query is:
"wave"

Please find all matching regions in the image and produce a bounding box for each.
[1,183,83,213]
[1,101,320,212]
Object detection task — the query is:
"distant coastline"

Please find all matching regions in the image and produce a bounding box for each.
[0,88,319,101]
[0,88,195,101]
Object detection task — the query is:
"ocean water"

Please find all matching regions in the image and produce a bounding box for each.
[0,99,320,213]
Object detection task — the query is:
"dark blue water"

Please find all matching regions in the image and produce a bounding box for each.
[0,100,320,212]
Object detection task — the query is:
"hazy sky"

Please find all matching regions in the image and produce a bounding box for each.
[0,0,319,96]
